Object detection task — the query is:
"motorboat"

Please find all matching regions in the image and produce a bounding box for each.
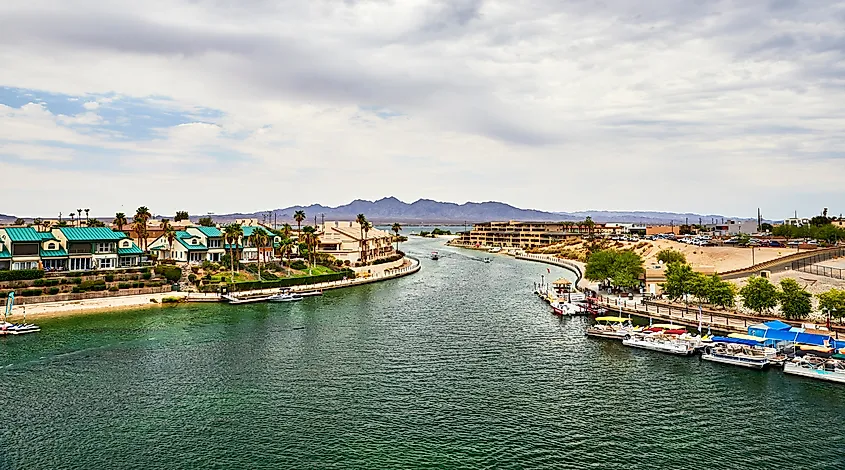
[0,321,40,335]
[551,301,580,316]
[622,333,698,356]
[489,247,502,253]
[430,251,440,260]
[784,356,845,384]
[482,257,491,263]
[586,316,642,340]
[268,293,303,302]
[701,343,771,370]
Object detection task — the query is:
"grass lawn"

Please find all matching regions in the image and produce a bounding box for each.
[208,264,337,282]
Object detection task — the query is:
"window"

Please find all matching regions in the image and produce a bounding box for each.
[47,242,57,250]
[97,258,114,269]
[192,239,198,245]
[208,239,221,248]
[12,243,38,256]
[95,242,115,253]
[69,258,92,271]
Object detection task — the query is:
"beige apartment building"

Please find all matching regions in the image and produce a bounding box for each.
[316,221,395,264]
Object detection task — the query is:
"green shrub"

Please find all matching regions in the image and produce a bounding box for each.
[21,289,43,297]
[108,286,119,292]
[161,296,182,304]
[290,260,307,270]
[118,282,131,289]
[142,273,152,280]
[0,270,44,281]
[105,274,115,282]
[142,268,151,274]
[59,279,69,284]
[71,286,82,293]
[225,270,354,292]
[79,279,107,292]
[48,287,60,295]
[188,274,197,284]
[32,279,46,287]
[71,277,82,284]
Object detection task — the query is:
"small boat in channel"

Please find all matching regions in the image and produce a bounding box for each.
[482,257,491,263]
[268,293,304,302]
[430,251,440,260]
[784,356,845,384]
[586,316,642,340]
[1,292,40,336]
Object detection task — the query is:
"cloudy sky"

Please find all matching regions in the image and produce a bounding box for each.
[1,0,843,219]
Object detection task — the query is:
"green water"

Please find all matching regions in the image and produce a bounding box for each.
[2,237,845,469]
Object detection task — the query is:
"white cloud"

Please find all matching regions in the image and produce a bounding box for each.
[1,0,844,218]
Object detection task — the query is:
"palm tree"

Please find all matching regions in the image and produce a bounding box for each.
[391,223,402,252]
[33,218,43,230]
[250,228,269,281]
[305,230,320,276]
[224,223,243,279]
[281,223,293,240]
[294,210,306,242]
[41,220,51,233]
[113,212,128,233]
[279,237,294,276]
[84,208,90,223]
[356,213,367,264]
[69,212,75,227]
[162,219,175,261]
[134,206,152,250]
[363,221,373,261]
[584,216,595,238]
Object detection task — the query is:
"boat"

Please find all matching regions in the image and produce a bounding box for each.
[586,316,642,340]
[784,356,845,384]
[701,343,771,370]
[0,292,40,336]
[622,333,698,356]
[489,247,502,253]
[297,290,323,298]
[268,293,303,302]
[482,257,491,263]
[551,301,580,316]
[430,251,440,260]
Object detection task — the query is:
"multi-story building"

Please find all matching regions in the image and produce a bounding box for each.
[453,221,585,249]
[0,227,143,271]
[148,224,278,265]
[315,221,395,264]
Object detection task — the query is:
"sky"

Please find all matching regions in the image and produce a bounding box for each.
[1,0,844,219]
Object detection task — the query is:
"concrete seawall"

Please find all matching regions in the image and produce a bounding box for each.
[515,254,585,289]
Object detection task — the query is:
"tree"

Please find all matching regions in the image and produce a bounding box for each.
[294,210,306,243]
[162,219,175,261]
[302,226,316,274]
[249,228,269,281]
[174,211,190,222]
[661,262,697,301]
[736,233,751,246]
[705,274,737,309]
[391,222,403,252]
[656,249,686,265]
[113,212,128,233]
[739,276,779,315]
[13,218,25,225]
[583,216,595,238]
[356,213,368,263]
[760,223,773,232]
[279,237,294,276]
[198,217,215,227]
[778,278,812,320]
[87,218,106,228]
[133,206,152,251]
[364,221,373,261]
[32,218,42,228]
[584,249,644,289]
[817,288,845,321]
[224,223,243,278]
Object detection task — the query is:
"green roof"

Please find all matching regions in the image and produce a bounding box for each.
[0,247,10,259]
[4,227,44,242]
[60,227,126,241]
[194,226,222,237]
[176,231,192,239]
[40,248,69,258]
[177,236,208,251]
[36,232,58,241]
[118,244,143,255]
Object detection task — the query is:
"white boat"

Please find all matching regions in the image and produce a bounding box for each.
[430,251,440,260]
[297,290,323,297]
[622,333,697,356]
[482,257,491,263]
[489,247,502,253]
[551,302,580,316]
[701,344,770,370]
[784,356,845,384]
[268,293,303,302]
[586,316,642,340]
[1,292,40,335]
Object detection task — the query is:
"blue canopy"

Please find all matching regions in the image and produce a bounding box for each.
[710,337,762,346]
[745,326,845,349]
[763,320,792,331]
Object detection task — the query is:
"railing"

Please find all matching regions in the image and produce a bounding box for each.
[791,250,845,280]
[515,253,583,287]
[718,246,844,279]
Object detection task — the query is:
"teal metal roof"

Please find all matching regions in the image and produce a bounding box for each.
[177,237,208,251]
[40,248,69,258]
[60,227,126,241]
[36,232,58,241]
[118,244,143,255]
[0,247,10,259]
[242,226,264,237]
[224,243,243,249]
[4,227,44,242]
[194,226,222,237]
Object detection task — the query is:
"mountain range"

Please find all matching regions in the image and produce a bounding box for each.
[210,197,748,225]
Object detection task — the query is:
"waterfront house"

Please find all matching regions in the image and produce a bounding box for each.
[149,230,208,264]
[185,226,226,262]
[315,221,395,264]
[53,227,142,271]
[0,227,55,270]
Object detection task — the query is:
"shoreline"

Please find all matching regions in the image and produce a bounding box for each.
[5,256,421,322]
